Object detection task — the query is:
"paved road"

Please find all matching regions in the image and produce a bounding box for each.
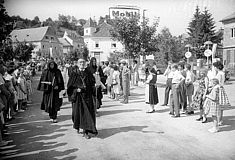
[0,74,235,160]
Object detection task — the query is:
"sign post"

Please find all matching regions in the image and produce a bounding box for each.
[204,49,212,67]
[185,51,192,63]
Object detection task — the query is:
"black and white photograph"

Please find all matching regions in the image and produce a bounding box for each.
[0,0,235,159]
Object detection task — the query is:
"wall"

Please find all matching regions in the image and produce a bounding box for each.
[222,21,235,47]
[84,37,124,62]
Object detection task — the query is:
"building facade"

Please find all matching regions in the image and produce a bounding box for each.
[10,26,63,59]
[83,18,124,63]
[221,12,235,72]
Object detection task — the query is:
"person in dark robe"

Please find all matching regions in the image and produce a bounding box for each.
[37,60,64,123]
[67,58,98,139]
[87,57,105,109]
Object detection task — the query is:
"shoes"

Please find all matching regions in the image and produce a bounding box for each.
[208,127,219,133]
[218,121,223,126]
[181,110,186,114]
[120,101,128,104]
[18,109,25,113]
[186,111,194,115]
[196,117,203,121]
[84,134,91,139]
[0,141,8,147]
[52,119,58,123]
[172,115,180,118]
[146,110,155,113]
[169,112,174,115]
[202,118,207,123]
[161,104,167,106]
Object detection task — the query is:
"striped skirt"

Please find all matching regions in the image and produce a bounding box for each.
[219,86,231,110]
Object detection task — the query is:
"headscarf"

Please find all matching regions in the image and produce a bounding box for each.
[89,57,97,74]
[47,60,58,72]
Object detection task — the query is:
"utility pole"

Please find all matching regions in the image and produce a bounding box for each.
[142,9,147,62]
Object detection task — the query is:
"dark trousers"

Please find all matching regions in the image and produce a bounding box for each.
[49,107,57,120]
[163,78,172,105]
[170,84,180,116]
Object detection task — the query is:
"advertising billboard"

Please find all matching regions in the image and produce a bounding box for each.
[109,5,140,19]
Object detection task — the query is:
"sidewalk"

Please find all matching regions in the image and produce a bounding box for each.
[0,76,235,160]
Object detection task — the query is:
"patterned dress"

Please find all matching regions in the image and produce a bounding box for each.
[191,77,208,110]
[216,71,231,110]
[203,85,220,116]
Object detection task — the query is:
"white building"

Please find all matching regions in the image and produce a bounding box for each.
[83,18,124,63]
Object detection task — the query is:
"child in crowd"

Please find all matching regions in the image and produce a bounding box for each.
[17,69,28,112]
[203,78,220,133]
[192,69,209,122]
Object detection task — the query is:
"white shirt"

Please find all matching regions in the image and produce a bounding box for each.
[185,70,194,84]
[172,70,185,84]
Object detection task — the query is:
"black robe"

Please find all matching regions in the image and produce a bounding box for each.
[87,58,105,109]
[67,68,97,134]
[37,61,64,115]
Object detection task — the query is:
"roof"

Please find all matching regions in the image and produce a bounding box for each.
[221,12,235,22]
[58,38,72,47]
[93,22,112,37]
[10,26,49,42]
[84,18,96,28]
[62,28,84,43]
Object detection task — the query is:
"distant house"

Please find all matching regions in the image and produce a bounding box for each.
[220,12,235,71]
[58,37,73,56]
[10,26,63,59]
[60,28,84,50]
[83,18,124,63]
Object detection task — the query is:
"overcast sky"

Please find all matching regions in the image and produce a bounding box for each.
[4,0,235,36]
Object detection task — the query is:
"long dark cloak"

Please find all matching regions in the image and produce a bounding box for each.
[37,61,64,113]
[87,57,105,108]
[67,68,97,134]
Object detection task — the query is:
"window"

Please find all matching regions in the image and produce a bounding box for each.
[232,28,235,38]
[86,29,88,33]
[51,37,54,40]
[42,45,45,49]
[45,36,49,39]
[111,43,116,48]
[95,43,99,48]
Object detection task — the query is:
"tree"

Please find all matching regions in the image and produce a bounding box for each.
[13,42,34,62]
[154,28,185,65]
[78,19,87,26]
[139,18,159,56]
[31,16,41,27]
[187,6,222,59]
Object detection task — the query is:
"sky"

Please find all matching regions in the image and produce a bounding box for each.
[4,0,235,36]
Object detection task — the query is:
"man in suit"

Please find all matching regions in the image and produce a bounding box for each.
[120,60,130,104]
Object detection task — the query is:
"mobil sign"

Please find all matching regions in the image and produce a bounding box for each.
[109,5,140,19]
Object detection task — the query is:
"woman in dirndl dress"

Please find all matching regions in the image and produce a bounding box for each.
[213,61,231,126]
[145,68,159,113]
[191,69,209,121]
[203,78,220,133]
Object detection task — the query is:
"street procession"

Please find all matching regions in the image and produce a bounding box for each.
[1,0,235,160]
